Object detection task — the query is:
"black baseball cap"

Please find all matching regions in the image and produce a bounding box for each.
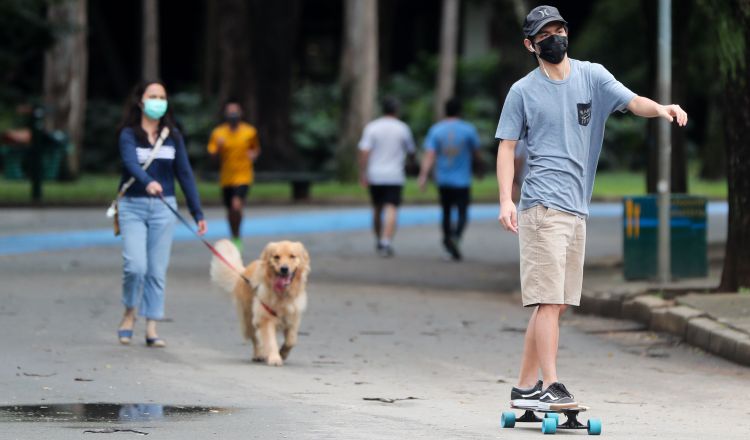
[523,5,567,38]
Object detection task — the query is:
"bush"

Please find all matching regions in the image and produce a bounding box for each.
[81,99,122,174]
[291,83,340,172]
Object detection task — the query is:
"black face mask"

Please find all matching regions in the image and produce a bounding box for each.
[535,35,568,64]
[226,112,241,125]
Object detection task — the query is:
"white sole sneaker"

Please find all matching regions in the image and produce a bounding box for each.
[511,399,540,408]
[537,401,578,411]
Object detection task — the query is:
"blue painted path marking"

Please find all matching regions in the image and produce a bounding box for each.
[0,202,727,256]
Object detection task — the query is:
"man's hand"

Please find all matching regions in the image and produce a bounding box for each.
[145,181,163,196]
[498,199,518,234]
[196,219,208,236]
[659,104,688,127]
[359,175,368,189]
[215,137,225,152]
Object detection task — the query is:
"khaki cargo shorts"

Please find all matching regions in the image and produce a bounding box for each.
[518,205,586,307]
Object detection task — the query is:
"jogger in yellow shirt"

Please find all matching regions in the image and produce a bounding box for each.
[207,101,261,250]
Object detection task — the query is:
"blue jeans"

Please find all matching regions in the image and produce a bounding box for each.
[119,196,177,319]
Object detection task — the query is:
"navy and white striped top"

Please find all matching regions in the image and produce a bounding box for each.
[118,127,204,221]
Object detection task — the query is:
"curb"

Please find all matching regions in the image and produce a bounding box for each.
[577,289,750,367]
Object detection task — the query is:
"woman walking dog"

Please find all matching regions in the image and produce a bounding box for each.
[115,80,207,347]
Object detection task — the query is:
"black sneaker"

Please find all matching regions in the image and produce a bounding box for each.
[510,380,543,408]
[442,237,462,261]
[537,382,578,410]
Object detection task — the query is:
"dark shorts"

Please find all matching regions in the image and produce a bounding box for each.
[222,185,250,209]
[368,184,403,207]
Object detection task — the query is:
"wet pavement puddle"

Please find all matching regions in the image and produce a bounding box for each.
[0,403,230,423]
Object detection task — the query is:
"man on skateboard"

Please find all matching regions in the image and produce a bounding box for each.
[496,5,687,410]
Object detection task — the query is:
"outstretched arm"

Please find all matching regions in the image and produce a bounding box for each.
[627,96,688,127]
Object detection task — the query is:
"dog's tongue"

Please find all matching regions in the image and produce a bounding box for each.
[274,274,292,292]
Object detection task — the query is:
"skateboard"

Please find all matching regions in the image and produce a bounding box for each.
[501,402,602,435]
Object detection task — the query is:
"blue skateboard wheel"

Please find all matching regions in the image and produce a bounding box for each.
[501,411,516,428]
[587,418,602,435]
[542,417,557,434]
[545,412,560,421]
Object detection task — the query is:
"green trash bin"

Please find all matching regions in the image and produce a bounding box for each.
[0,145,26,179]
[40,130,68,181]
[623,195,707,280]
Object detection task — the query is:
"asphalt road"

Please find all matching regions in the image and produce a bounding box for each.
[0,204,746,439]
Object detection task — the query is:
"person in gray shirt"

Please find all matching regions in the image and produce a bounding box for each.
[496,5,687,410]
[512,140,529,203]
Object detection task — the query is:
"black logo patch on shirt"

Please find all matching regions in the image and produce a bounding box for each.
[577,102,592,126]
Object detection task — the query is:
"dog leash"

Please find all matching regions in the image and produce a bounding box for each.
[155,194,279,318]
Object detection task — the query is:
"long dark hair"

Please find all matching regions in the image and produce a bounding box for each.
[117,80,180,145]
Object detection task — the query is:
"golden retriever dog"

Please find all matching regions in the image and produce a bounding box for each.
[210,240,310,366]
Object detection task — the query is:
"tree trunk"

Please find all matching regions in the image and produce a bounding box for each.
[43,0,88,179]
[434,0,460,120]
[509,0,529,27]
[669,0,690,193]
[142,0,159,79]
[718,5,750,292]
[201,0,218,98]
[215,0,252,109]
[699,97,726,179]
[337,0,378,181]
[247,0,302,170]
[378,0,394,82]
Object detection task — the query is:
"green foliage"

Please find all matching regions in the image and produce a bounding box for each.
[698,0,749,86]
[381,54,436,144]
[291,83,340,171]
[600,116,647,171]
[457,54,504,152]
[81,99,122,173]
[169,91,219,165]
[0,0,52,101]
[573,0,649,91]
[380,53,502,154]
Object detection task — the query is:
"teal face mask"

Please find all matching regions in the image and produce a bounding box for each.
[142,99,168,120]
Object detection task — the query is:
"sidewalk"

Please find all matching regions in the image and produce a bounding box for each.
[578,245,750,367]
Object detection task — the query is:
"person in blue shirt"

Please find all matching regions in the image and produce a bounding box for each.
[418,98,483,261]
[116,80,207,348]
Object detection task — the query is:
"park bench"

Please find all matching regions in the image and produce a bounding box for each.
[254,171,332,201]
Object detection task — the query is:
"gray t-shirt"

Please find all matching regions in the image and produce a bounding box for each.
[514,139,530,183]
[495,59,636,217]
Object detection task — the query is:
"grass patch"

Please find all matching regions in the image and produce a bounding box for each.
[0,170,727,206]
